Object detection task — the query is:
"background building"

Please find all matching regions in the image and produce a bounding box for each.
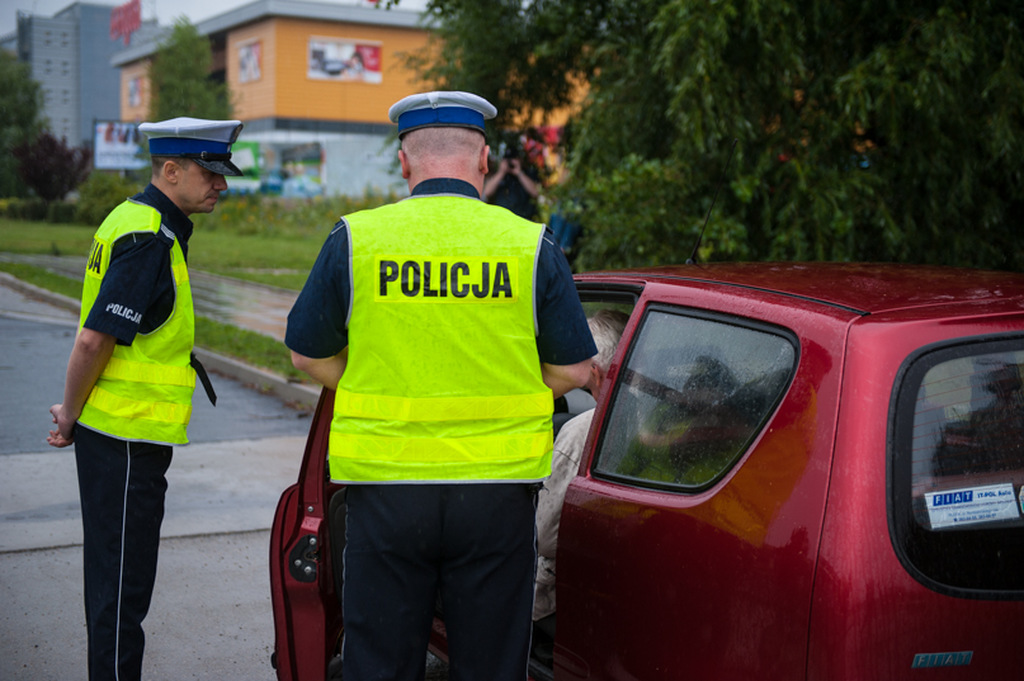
[113,0,433,197]
[11,2,160,149]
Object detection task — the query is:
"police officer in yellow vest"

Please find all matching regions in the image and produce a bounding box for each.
[286,91,597,681]
[47,117,242,681]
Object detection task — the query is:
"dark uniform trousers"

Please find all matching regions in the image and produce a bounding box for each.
[74,425,172,681]
[342,483,538,681]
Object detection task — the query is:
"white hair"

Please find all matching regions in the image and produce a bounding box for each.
[589,309,629,372]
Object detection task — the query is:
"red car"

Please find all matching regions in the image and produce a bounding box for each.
[270,262,1024,680]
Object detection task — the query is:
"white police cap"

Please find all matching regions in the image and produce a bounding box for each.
[388,91,497,138]
[139,116,244,176]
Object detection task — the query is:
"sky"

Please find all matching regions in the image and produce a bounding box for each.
[0,0,427,38]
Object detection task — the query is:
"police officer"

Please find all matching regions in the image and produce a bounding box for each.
[286,91,597,681]
[47,117,243,681]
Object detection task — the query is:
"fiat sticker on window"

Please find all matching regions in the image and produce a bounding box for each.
[926,483,1019,529]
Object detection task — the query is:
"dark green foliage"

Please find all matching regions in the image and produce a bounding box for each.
[148,19,232,120]
[411,0,1024,271]
[0,197,77,223]
[74,172,143,226]
[0,52,44,198]
[13,131,92,202]
[195,190,401,236]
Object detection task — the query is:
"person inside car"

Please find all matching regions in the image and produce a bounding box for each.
[534,309,629,654]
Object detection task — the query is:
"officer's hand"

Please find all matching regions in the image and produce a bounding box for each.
[47,403,75,448]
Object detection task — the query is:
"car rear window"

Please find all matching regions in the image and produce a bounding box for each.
[592,306,795,492]
[890,336,1024,596]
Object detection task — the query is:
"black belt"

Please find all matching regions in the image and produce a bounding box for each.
[190,352,217,406]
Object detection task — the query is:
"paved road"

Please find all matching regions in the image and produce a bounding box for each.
[0,277,450,681]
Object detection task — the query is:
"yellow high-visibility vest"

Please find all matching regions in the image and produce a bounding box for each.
[78,200,196,445]
[330,195,554,483]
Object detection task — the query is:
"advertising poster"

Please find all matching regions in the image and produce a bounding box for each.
[128,77,142,108]
[308,38,382,83]
[239,40,262,83]
[93,121,147,170]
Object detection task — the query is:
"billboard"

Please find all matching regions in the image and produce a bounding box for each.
[94,121,147,170]
[308,38,382,83]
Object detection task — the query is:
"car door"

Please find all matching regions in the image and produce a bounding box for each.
[269,389,343,681]
[554,280,857,681]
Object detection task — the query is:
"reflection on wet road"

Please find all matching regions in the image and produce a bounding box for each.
[189,270,294,341]
[0,254,296,341]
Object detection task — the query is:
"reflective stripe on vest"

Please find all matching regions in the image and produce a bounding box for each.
[77,200,196,445]
[330,195,553,483]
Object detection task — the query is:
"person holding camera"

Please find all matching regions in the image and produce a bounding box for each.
[483,141,541,219]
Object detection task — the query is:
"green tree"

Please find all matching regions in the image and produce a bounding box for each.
[148,19,231,121]
[413,0,1024,271]
[407,0,591,137]
[0,52,44,198]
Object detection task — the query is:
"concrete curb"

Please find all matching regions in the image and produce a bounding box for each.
[0,271,321,410]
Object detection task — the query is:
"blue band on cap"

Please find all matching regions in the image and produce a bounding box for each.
[149,138,231,156]
[397,106,485,135]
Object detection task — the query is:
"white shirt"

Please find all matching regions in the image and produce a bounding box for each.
[534,408,595,620]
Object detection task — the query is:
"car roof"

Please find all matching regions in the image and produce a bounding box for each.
[576,262,1024,316]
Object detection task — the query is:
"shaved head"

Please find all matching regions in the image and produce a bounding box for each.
[401,127,486,161]
[398,126,490,193]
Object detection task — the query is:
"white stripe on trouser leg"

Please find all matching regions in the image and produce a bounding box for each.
[114,441,132,681]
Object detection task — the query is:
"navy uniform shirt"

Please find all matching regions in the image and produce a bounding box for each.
[83,184,193,345]
[286,178,596,366]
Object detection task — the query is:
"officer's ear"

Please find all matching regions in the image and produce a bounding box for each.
[479,144,490,176]
[158,158,187,185]
[398,148,411,180]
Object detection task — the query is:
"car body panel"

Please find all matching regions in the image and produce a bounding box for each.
[808,311,1024,679]
[270,263,1024,681]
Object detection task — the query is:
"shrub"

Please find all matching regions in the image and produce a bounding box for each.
[197,190,400,237]
[46,201,77,224]
[0,197,47,220]
[75,172,143,226]
[12,131,92,202]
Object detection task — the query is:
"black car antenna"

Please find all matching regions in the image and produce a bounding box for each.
[686,138,738,265]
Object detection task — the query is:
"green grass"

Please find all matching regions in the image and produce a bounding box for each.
[0,261,305,382]
[195,316,304,380]
[0,193,400,375]
[0,217,322,291]
[0,190,398,290]
[0,261,83,299]
[0,220,97,258]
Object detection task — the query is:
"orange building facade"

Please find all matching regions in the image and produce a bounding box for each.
[113,1,433,196]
